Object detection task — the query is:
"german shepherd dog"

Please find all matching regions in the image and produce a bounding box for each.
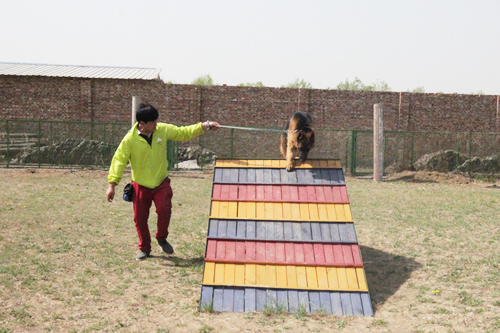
[280,111,315,171]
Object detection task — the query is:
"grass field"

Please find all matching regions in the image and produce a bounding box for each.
[0,168,499,333]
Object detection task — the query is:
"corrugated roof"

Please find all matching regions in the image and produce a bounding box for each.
[0,62,162,80]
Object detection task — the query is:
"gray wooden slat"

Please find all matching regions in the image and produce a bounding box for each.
[255,169,264,183]
[223,289,234,312]
[311,223,322,241]
[229,168,239,183]
[319,291,333,315]
[361,293,374,316]
[319,168,331,184]
[213,288,224,312]
[275,222,284,240]
[320,223,332,241]
[256,289,267,311]
[245,288,256,312]
[338,224,349,242]
[263,169,272,183]
[337,168,346,183]
[296,169,307,184]
[266,289,277,309]
[246,221,256,239]
[310,169,322,184]
[298,291,310,312]
[256,221,266,239]
[277,290,289,312]
[247,169,256,183]
[280,169,290,184]
[222,169,232,183]
[340,292,353,316]
[213,169,223,183]
[218,220,227,238]
[208,219,218,237]
[238,169,248,183]
[234,289,245,312]
[266,222,275,239]
[309,292,321,313]
[347,223,358,243]
[330,223,341,242]
[328,169,339,184]
[284,223,294,240]
[236,221,246,239]
[303,169,315,185]
[350,293,364,316]
[271,169,281,184]
[200,286,214,310]
[301,223,312,241]
[331,292,343,316]
[288,290,299,312]
[292,222,302,241]
[227,220,237,238]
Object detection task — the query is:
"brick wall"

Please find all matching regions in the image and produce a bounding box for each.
[1,75,499,133]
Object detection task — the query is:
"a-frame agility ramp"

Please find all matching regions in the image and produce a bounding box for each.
[199,159,374,316]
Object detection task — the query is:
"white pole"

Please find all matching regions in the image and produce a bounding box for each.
[132,96,141,127]
[374,104,384,182]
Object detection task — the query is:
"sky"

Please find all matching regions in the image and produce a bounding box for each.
[1,0,499,95]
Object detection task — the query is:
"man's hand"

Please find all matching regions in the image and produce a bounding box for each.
[203,121,221,132]
[106,183,116,202]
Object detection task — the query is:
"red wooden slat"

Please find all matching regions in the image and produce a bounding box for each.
[272,185,282,201]
[289,186,299,201]
[285,242,295,263]
[340,186,349,202]
[323,244,335,265]
[229,185,239,200]
[256,185,265,200]
[281,185,291,202]
[303,243,315,264]
[333,244,344,264]
[221,184,230,200]
[216,240,226,259]
[246,241,256,261]
[266,242,276,262]
[275,242,286,263]
[352,245,362,266]
[212,184,222,200]
[306,186,316,201]
[206,240,217,260]
[235,241,246,261]
[313,243,326,265]
[342,244,354,265]
[264,185,273,200]
[238,185,248,200]
[256,241,266,261]
[247,185,256,201]
[226,241,236,260]
[298,186,308,202]
[315,186,326,203]
[294,243,305,263]
[332,187,342,202]
[323,186,335,202]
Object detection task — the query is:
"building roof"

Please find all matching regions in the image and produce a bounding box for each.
[0,62,162,80]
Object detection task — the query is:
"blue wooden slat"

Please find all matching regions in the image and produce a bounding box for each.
[245,288,256,312]
[303,169,315,185]
[256,289,267,311]
[256,221,266,239]
[319,168,332,184]
[328,169,339,184]
[338,224,349,242]
[255,169,264,184]
[213,288,224,312]
[361,293,374,316]
[266,289,277,309]
[263,169,272,184]
[234,289,245,312]
[284,223,294,240]
[218,220,227,238]
[298,291,310,313]
[340,292,353,316]
[301,223,312,241]
[330,223,341,242]
[311,223,322,241]
[275,222,284,240]
[350,293,364,316]
[227,220,237,238]
[279,169,290,184]
[208,219,218,237]
[213,169,223,183]
[247,169,256,183]
[337,168,345,183]
[200,286,214,310]
[277,290,289,312]
[266,222,275,239]
[288,290,299,312]
[309,292,321,313]
[310,169,322,184]
[319,291,333,315]
[238,169,248,184]
[271,169,281,184]
[223,289,234,312]
[292,222,302,241]
[320,223,332,241]
[246,221,256,239]
[296,169,307,184]
[236,221,246,239]
[347,223,358,243]
[331,292,343,316]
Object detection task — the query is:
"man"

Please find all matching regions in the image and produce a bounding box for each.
[106,103,220,260]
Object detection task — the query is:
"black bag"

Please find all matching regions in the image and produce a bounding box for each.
[123,183,133,202]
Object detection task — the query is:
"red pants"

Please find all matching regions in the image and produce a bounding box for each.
[132,177,173,252]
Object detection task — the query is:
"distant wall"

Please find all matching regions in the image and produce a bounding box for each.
[1,75,499,132]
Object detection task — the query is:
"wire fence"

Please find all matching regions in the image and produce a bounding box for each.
[1,119,499,177]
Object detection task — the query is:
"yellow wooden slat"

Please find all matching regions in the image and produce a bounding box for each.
[272,159,281,167]
[327,267,339,289]
[319,160,328,168]
[309,203,319,221]
[238,201,247,218]
[214,263,225,284]
[263,160,273,167]
[276,265,288,288]
[273,203,283,219]
[256,264,266,285]
[279,160,288,168]
[296,266,308,289]
[337,267,349,290]
[256,202,266,219]
[317,203,329,220]
[246,264,256,285]
[246,202,256,219]
[317,267,329,289]
[346,268,359,290]
[299,203,310,220]
[356,268,368,290]
[344,204,353,221]
[225,263,236,285]
[228,202,238,218]
[255,160,264,167]
[219,201,229,218]
[203,262,215,284]
[326,204,337,221]
[335,204,346,221]
[266,265,277,287]
[264,202,274,219]
[235,264,245,285]
[247,160,257,167]
[211,201,220,218]
[287,265,298,288]
[306,266,318,289]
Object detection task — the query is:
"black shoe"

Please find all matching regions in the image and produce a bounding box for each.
[158,240,174,254]
[136,251,150,260]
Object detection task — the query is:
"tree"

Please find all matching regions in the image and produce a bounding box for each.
[192,74,214,86]
[238,82,264,87]
[283,79,312,89]
[336,77,391,92]
[411,87,425,93]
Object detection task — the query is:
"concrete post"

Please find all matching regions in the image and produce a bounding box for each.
[132,96,141,127]
[374,104,384,182]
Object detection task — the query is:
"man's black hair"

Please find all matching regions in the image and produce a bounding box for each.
[136,103,159,123]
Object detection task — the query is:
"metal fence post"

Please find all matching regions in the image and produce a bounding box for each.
[350,130,357,176]
[374,104,384,182]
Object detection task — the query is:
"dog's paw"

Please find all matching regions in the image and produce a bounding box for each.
[285,162,294,172]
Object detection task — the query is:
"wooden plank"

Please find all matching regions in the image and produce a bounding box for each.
[213,288,224,312]
[347,223,358,243]
[256,264,267,285]
[288,290,299,312]
[256,221,266,239]
[298,291,310,312]
[284,222,293,240]
[228,185,238,200]
[223,288,234,312]
[338,224,349,242]
[361,293,374,316]
[246,185,256,201]
[227,220,237,238]
[266,265,277,287]
[350,293,364,316]
[235,241,246,261]
[303,243,315,264]
[200,286,214,309]
[337,268,349,290]
[315,186,326,202]
[203,262,215,284]
[301,222,312,241]
[313,244,326,265]
[247,168,256,183]
[323,245,335,265]
[206,240,217,260]
[352,245,362,266]
[309,292,321,313]
[255,169,264,183]
[317,267,329,289]
[208,219,218,237]
[320,223,331,241]
[245,288,256,312]
[296,266,308,289]
[331,292,343,316]
[234,289,245,312]
[273,203,283,220]
[235,264,245,285]
[265,222,275,240]
[225,241,236,261]
[238,169,248,184]
[277,290,289,312]
[267,289,278,308]
[319,291,333,314]
[286,265,298,288]
[246,264,256,285]
[246,241,256,261]
[271,169,281,184]
[340,292,353,316]
[266,242,276,262]
[256,289,267,311]
[275,242,286,263]
[236,220,246,239]
[342,245,354,266]
[216,239,226,259]
[214,263,225,284]
[213,168,223,183]
[274,222,284,240]
[326,267,339,289]
[263,169,273,183]
[330,224,341,242]
[306,266,319,289]
[346,268,359,290]
[276,265,288,288]
[256,241,266,261]
[333,245,344,265]
[356,268,368,291]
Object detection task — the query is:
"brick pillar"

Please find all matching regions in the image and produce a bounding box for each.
[80,80,92,121]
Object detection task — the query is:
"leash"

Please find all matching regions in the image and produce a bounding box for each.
[218,125,297,133]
